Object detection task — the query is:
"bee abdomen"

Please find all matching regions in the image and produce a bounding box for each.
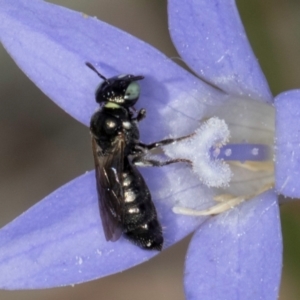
[124,218,163,251]
[121,166,163,250]
[123,196,156,229]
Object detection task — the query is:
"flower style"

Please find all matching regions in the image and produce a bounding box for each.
[0,0,299,299]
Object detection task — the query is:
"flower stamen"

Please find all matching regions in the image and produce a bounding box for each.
[172,183,274,216]
[228,161,274,172]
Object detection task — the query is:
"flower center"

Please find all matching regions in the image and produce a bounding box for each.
[163,96,275,216]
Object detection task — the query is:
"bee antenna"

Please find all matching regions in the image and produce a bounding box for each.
[85,62,108,82]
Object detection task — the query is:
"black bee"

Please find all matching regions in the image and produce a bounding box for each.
[86,62,191,251]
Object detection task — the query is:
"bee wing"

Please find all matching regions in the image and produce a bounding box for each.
[92,136,125,242]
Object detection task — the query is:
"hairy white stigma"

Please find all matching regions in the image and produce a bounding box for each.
[163,117,232,187]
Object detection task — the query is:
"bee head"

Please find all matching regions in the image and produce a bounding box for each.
[86,62,144,108]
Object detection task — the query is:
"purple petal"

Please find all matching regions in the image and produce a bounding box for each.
[275,90,300,199]
[168,0,272,102]
[184,190,282,300]
[0,171,204,289]
[0,0,228,141]
[0,0,231,209]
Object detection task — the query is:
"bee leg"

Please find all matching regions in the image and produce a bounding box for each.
[133,108,146,122]
[138,132,195,151]
[132,157,192,167]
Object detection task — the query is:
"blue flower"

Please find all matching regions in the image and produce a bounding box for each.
[0,0,298,299]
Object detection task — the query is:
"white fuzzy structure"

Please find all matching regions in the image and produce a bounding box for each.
[163,117,232,187]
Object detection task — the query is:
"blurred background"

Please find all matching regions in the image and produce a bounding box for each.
[0,0,300,299]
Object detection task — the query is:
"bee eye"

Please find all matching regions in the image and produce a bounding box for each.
[125,82,140,101]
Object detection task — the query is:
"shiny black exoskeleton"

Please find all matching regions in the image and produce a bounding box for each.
[87,63,191,251]
[87,62,164,250]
